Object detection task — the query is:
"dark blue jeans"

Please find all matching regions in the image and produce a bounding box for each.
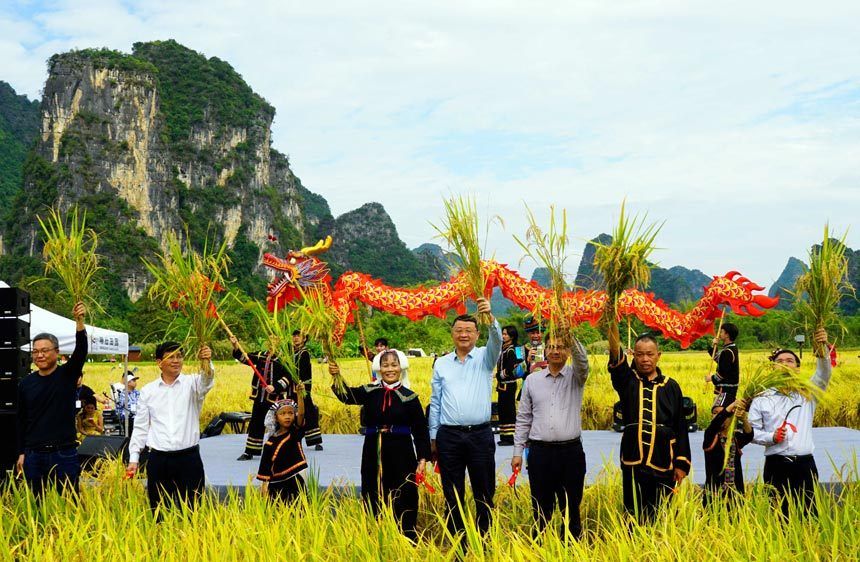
[436,425,496,535]
[23,446,80,498]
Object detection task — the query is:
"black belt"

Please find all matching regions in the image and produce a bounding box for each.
[149,444,199,457]
[361,425,412,436]
[767,453,814,463]
[529,437,582,447]
[443,422,491,432]
[27,442,78,453]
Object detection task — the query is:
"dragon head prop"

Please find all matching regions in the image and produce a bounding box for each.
[263,236,333,311]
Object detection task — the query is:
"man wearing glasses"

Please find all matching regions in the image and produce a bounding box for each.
[16,302,88,497]
[126,341,214,511]
[428,297,501,536]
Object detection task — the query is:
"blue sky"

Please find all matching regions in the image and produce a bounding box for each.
[1,0,858,289]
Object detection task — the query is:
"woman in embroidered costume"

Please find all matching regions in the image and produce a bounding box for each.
[328,349,431,541]
[256,396,308,502]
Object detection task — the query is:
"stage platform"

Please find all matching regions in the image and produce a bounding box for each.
[197,428,860,497]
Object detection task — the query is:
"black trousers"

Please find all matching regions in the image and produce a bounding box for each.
[146,446,205,512]
[763,454,818,518]
[244,399,270,455]
[436,425,495,535]
[303,384,323,446]
[268,475,305,503]
[496,383,517,444]
[527,440,586,539]
[360,435,420,541]
[622,466,675,522]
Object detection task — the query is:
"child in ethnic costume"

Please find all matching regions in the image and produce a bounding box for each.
[702,400,753,504]
[329,350,431,541]
[257,397,308,502]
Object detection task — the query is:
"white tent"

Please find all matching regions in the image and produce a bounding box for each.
[1,281,129,355]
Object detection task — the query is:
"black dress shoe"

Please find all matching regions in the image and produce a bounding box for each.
[236,453,253,461]
[314,444,324,451]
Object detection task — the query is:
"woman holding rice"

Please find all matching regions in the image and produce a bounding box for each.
[328,349,431,541]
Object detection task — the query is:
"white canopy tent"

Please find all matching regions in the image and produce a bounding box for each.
[0,281,129,355]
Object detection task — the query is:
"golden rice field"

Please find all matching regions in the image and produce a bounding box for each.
[2,350,857,560]
[1,455,858,560]
[81,349,860,433]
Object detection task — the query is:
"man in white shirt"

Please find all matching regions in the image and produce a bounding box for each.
[748,328,830,517]
[126,341,214,511]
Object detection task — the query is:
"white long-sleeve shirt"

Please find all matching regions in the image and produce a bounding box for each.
[128,365,215,463]
[747,356,832,457]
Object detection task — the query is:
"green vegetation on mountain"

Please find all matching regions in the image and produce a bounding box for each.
[0,82,39,209]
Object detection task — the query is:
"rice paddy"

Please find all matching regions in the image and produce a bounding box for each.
[4,349,858,561]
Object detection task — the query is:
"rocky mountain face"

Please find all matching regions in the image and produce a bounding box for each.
[326,203,434,285]
[1,41,328,301]
[574,234,714,304]
[769,245,858,314]
[768,256,808,310]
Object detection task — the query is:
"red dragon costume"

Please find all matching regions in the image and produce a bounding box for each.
[264,237,778,348]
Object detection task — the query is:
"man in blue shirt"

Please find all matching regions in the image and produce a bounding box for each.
[428,297,501,535]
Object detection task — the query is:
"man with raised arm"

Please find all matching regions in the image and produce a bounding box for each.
[512,330,589,539]
[16,302,88,498]
[126,341,214,511]
[428,297,501,536]
[608,322,691,522]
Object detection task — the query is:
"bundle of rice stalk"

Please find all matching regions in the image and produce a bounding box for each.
[593,200,662,327]
[143,232,230,375]
[37,205,104,313]
[292,287,345,391]
[721,361,822,471]
[251,301,301,395]
[792,224,854,358]
[431,195,499,324]
[513,205,573,344]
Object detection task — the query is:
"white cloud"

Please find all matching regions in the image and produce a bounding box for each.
[0,0,858,288]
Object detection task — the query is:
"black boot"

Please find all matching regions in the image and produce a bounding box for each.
[237,453,253,461]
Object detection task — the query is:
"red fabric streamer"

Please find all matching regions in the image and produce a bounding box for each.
[416,471,436,494]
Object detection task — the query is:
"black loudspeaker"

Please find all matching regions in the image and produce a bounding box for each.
[0,318,29,348]
[0,349,30,379]
[0,288,29,317]
[683,397,698,433]
[77,435,129,469]
[0,411,17,477]
[0,379,16,409]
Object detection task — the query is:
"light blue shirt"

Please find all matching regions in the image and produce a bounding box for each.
[428,320,502,439]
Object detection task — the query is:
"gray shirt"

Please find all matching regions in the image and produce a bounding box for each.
[513,339,589,457]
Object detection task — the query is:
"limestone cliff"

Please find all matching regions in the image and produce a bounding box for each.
[3,41,329,301]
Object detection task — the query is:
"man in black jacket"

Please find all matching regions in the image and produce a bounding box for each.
[608,324,691,522]
[16,302,88,497]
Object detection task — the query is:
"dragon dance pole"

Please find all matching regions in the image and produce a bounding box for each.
[213,310,269,387]
[706,307,727,392]
[353,302,374,381]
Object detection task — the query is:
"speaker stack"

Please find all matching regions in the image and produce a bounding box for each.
[0,288,30,477]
